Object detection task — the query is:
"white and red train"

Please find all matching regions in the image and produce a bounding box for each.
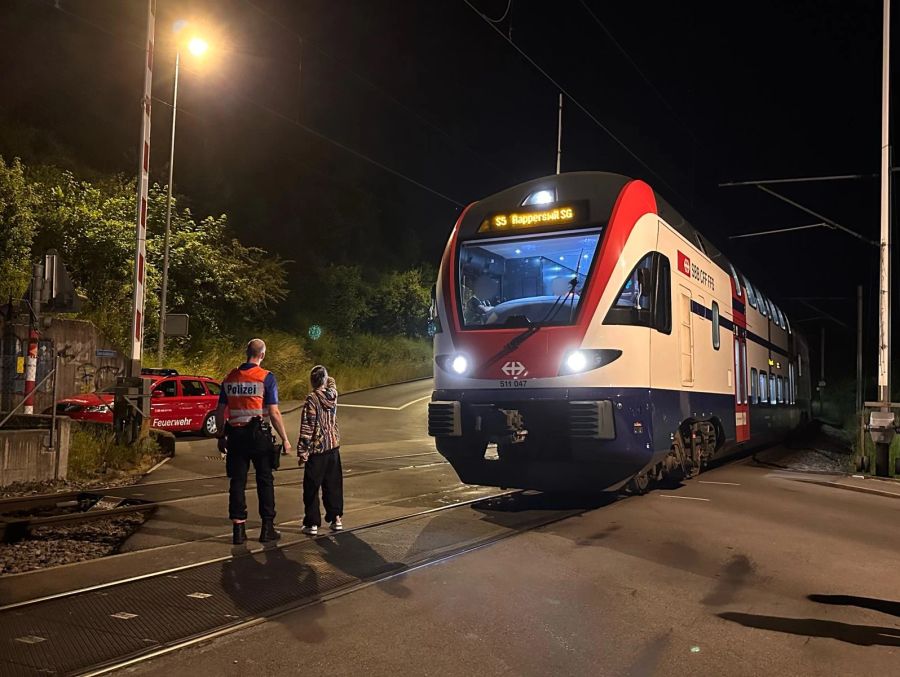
[428,172,811,492]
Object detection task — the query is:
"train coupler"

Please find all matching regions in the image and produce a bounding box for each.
[472,405,528,444]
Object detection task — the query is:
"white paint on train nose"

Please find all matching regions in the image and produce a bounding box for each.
[501,361,526,376]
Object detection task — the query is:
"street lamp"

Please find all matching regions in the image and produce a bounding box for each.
[158,25,209,364]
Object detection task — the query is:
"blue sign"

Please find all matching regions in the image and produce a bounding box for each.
[96,349,117,358]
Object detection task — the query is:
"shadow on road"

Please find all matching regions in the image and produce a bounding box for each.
[315,532,411,599]
[719,612,900,647]
[808,594,900,619]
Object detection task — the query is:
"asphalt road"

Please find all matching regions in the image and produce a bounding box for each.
[124,446,900,676]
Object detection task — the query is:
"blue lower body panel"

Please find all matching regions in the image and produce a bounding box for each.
[431,386,802,491]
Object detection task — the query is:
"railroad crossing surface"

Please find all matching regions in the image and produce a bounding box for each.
[1,380,899,676]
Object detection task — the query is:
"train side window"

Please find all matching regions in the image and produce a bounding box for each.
[604,252,671,334]
[798,355,803,377]
[759,372,768,403]
[769,373,777,404]
[757,291,768,317]
[742,275,757,309]
[741,342,749,404]
[712,301,720,350]
[750,367,758,403]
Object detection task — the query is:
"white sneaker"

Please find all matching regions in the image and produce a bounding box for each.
[330,517,343,531]
[302,525,318,535]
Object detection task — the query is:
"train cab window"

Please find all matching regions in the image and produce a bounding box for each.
[759,371,768,403]
[750,367,758,403]
[742,275,758,309]
[458,230,604,328]
[604,252,672,334]
[712,301,720,349]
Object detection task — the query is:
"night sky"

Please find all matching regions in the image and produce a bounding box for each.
[0,0,891,389]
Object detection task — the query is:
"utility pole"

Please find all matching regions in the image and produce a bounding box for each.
[872,0,895,476]
[858,284,864,413]
[556,93,563,175]
[158,49,180,365]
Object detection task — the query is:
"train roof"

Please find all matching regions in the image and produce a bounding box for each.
[467,170,775,312]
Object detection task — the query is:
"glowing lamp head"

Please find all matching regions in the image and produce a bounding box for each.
[566,350,588,373]
[522,189,556,206]
[451,354,469,375]
[188,37,209,56]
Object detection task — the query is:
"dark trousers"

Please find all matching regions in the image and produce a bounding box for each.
[302,448,343,526]
[226,426,276,521]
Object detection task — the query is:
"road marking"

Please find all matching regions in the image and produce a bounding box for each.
[15,635,47,644]
[698,480,741,486]
[111,612,138,620]
[146,457,171,474]
[187,592,212,599]
[659,495,711,502]
[338,395,431,411]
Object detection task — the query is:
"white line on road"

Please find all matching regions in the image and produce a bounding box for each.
[338,394,432,411]
[659,495,711,502]
[698,480,741,486]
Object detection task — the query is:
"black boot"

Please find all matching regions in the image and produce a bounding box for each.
[232,522,247,545]
[259,519,281,543]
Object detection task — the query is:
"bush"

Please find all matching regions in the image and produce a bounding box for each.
[68,422,161,480]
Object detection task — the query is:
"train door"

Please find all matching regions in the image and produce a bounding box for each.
[729,272,750,442]
[678,285,694,386]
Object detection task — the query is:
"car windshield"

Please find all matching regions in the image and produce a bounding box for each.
[458,229,604,328]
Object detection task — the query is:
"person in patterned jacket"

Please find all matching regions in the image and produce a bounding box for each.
[297,365,343,534]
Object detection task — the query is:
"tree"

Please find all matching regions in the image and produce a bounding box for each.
[26,164,287,349]
[0,156,38,303]
[367,268,433,337]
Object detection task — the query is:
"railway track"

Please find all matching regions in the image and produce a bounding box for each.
[0,489,597,676]
[0,450,449,544]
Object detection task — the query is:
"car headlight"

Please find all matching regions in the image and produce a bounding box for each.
[559,349,624,375]
[451,354,469,375]
[84,404,110,413]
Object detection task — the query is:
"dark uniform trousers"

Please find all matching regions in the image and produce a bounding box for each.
[226,422,276,521]
[302,448,343,527]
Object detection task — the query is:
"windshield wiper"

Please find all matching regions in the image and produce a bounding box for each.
[480,276,579,371]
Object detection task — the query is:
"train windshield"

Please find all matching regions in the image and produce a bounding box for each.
[458,229,604,328]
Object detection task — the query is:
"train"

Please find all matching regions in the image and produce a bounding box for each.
[427,172,811,493]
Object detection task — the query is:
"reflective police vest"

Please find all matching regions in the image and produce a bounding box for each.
[222,365,270,426]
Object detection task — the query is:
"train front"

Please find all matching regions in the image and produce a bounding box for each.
[428,172,658,492]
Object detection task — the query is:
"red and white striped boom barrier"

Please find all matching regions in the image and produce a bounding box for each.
[128,0,156,377]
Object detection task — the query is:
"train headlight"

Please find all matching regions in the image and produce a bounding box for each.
[451,354,469,375]
[559,349,624,375]
[566,351,588,373]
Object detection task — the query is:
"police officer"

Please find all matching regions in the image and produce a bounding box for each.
[215,338,291,544]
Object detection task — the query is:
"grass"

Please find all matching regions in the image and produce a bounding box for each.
[160,331,432,400]
[68,422,161,480]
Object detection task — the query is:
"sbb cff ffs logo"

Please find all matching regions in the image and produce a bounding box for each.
[501,361,526,377]
[678,251,691,276]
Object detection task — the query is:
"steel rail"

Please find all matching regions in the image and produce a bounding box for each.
[80,489,585,677]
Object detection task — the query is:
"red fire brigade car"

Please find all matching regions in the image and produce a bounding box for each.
[55,372,222,436]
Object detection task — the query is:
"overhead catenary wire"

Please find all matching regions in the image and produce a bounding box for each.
[38,0,466,208]
[486,0,513,23]
[462,0,686,203]
[242,0,506,177]
[576,0,697,143]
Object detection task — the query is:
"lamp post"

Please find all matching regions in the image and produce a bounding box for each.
[158,32,208,365]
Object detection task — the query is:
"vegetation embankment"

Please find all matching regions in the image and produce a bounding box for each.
[0,152,436,398]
